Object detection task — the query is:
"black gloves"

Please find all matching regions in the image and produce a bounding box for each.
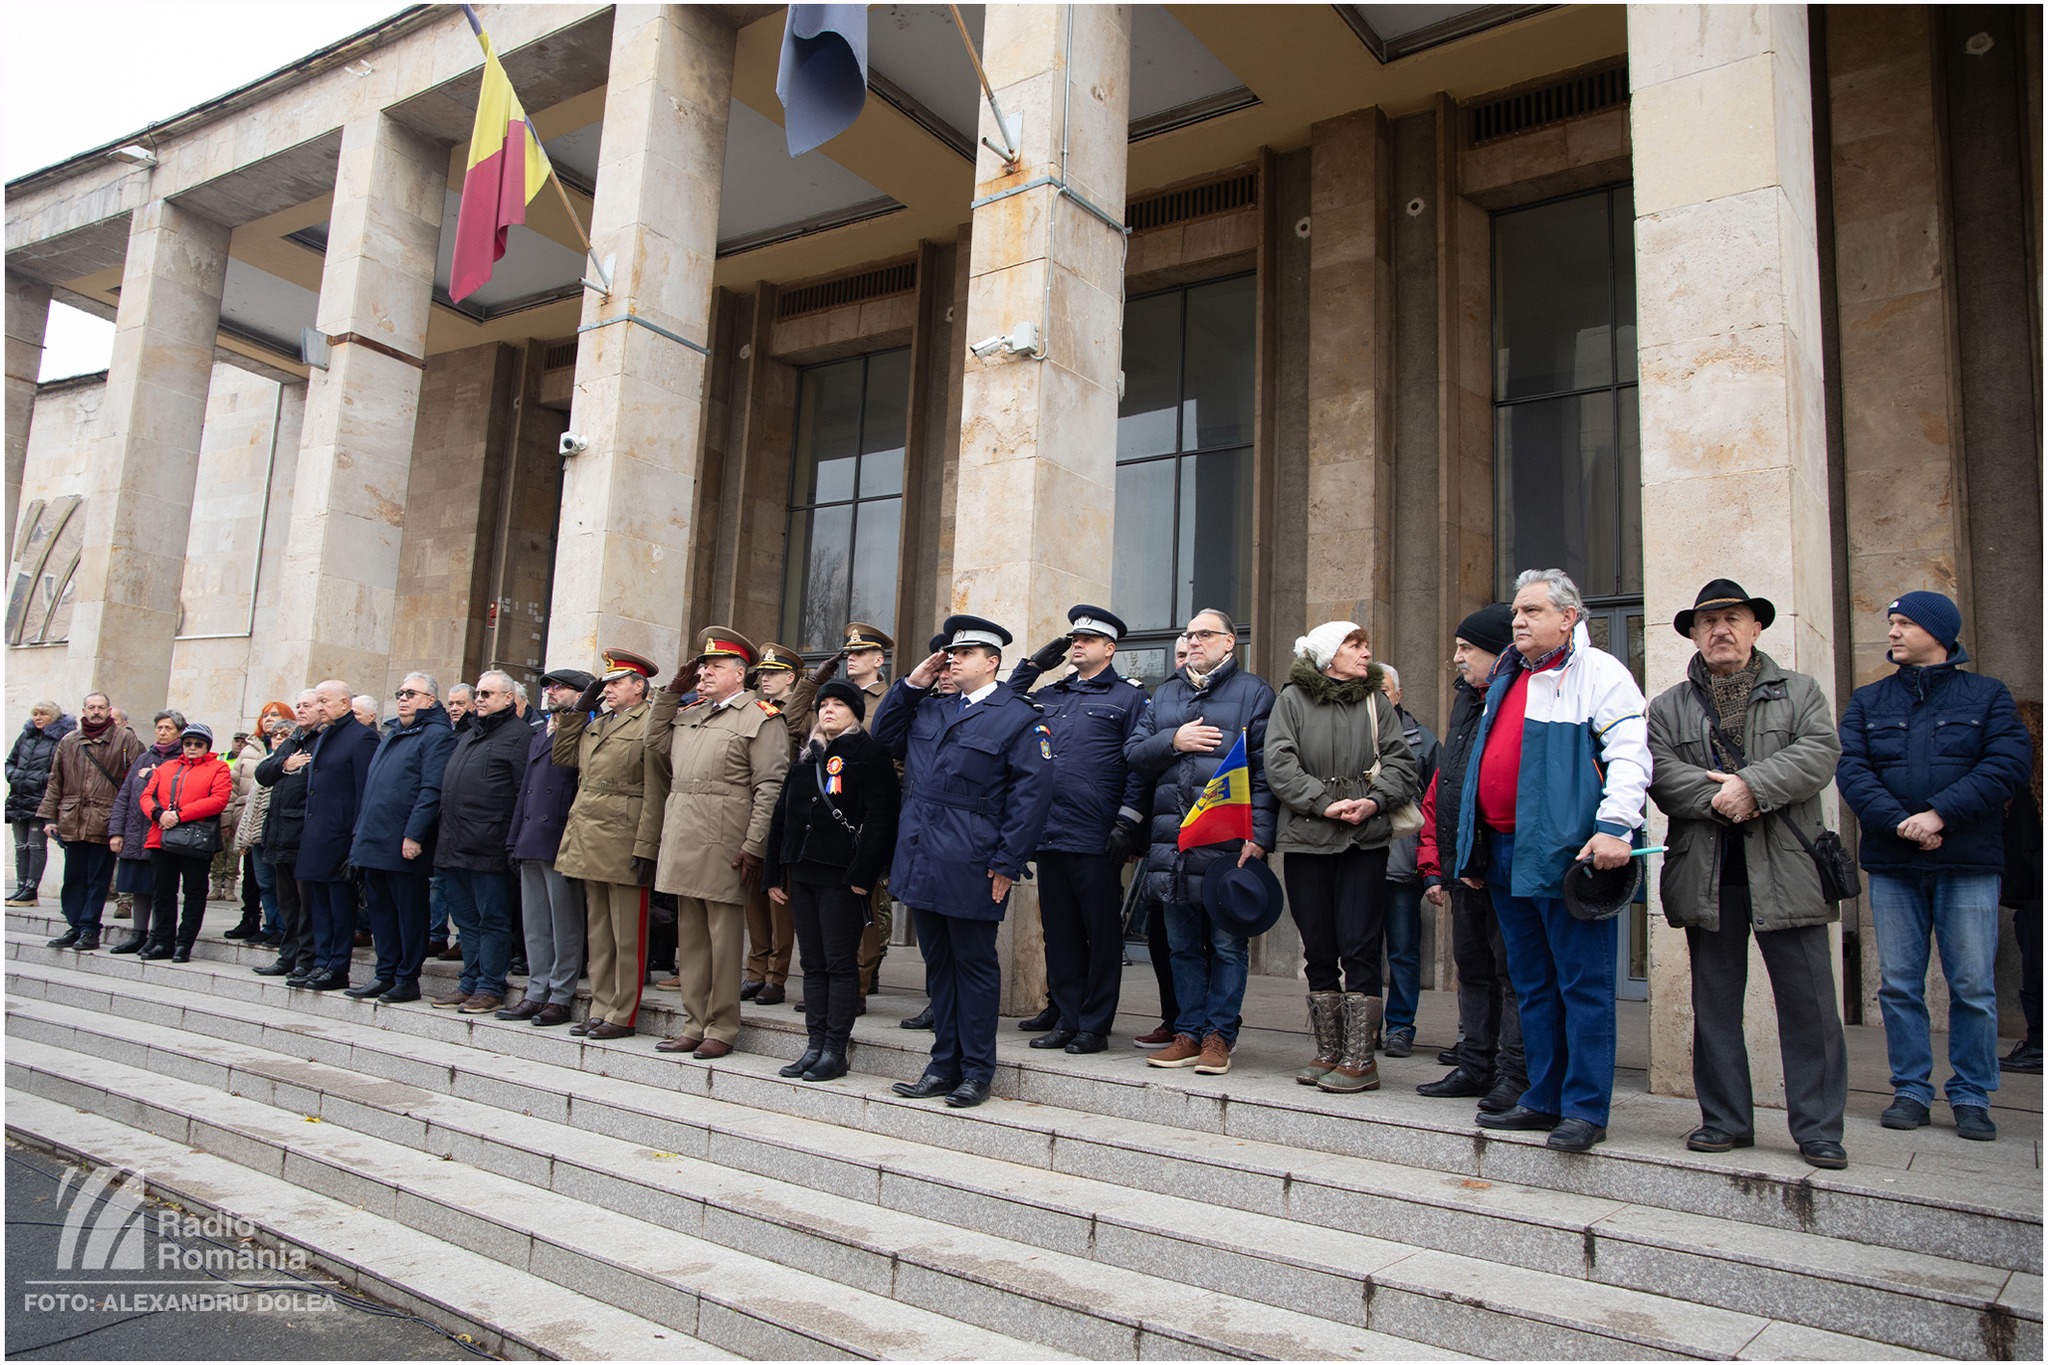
[733,851,764,889]
[809,650,848,686]
[1105,816,1140,861]
[631,856,656,887]
[1028,635,1074,672]
[665,660,701,696]
[575,678,606,713]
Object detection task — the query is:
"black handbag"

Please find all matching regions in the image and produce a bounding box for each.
[1773,811,1862,904]
[156,768,223,857]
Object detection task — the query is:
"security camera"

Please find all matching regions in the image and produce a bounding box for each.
[559,432,589,457]
[969,335,1006,360]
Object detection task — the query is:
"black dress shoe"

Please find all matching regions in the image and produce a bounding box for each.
[344,979,395,999]
[1800,1140,1848,1170]
[1437,1046,1462,1066]
[741,979,764,1001]
[286,974,314,988]
[46,930,80,948]
[803,1051,848,1082]
[892,1073,958,1099]
[2000,1038,2044,1074]
[945,1078,992,1108]
[1478,1078,1523,1114]
[900,1007,934,1030]
[138,944,174,961]
[108,936,146,955]
[533,1003,571,1026]
[253,961,292,976]
[755,983,786,1006]
[1016,1006,1058,1032]
[378,984,421,1004]
[495,999,544,1020]
[75,933,100,951]
[1476,1104,1560,1132]
[1417,1066,1494,1099]
[1547,1118,1607,1152]
[1064,1032,1108,1054]
[780,1047,824,1078]
[170,947,192,964]
[1029,1028,1078,1050]
[304,971,349,991]
[1685,1125,1754,1153]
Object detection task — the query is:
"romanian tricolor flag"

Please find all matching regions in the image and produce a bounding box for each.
[450,5,555,304]
[1178,730,1253,851]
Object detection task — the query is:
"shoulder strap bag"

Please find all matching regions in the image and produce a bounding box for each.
[1365,697,1425,839]
[157,765,224,858]
[1692,682,1860,904]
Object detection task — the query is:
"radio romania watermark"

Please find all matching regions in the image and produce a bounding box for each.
[24,1165,335,1316]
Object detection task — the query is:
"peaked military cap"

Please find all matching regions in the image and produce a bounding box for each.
[843,622,893,652]
[940,614,1013,652]
[1066,604,1128,640]
[693,627,756,665]
[756,642,804,672]
[599,648,658,682]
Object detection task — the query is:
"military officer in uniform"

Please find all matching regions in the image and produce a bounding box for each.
[1005,605,1151,1053]
[647,629,791,1059]
[741,642,842,1005]
[841,623,895,995]
[872,614,1058,1107]
[553,649,660,1038]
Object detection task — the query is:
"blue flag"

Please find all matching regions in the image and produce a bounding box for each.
[775,4,868,157]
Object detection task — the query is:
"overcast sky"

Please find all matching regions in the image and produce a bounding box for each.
[5,1,404,379]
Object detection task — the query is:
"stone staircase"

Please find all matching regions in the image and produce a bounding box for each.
[5,905,2040,1360]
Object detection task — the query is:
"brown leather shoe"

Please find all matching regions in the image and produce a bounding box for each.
[568,1019,593,1035]
[1193,1033,1233,1075]
[584,1020,636,1039]
[655,1034,702,1053]
[436,942,463,961]
[1146,1033,1204,1068]
[430,991,472,1010]
[652,976,681,991]
[495,999,544,1021]
[459,994,504,1015]
[693,1038,733,1060]
[532,1003,571,1026]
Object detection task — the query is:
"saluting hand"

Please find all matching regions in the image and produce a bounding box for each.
[665,660,701,696]
[809,650,848,686]
[906,650,949,688]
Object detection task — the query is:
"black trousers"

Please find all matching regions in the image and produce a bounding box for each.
[362,867,432,986]
[2013,899,2042,1040]
[1144,892,1182,1027]
[1451,882,1525,1083]
[1037,851,1125,1035]
[271,864,315,974]
[1284,846,1391,995]
[239,850,263,923]
[56,839,115,934]
[913,908,1000,1084]
[1686,881,1848,1145]
[145,850,211,949]
[790,877,866,1051]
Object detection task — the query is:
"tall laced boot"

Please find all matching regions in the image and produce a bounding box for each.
[1294,991,1345,1085]
[1317,994,1384,1094]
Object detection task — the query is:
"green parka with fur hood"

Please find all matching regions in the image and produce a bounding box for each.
[1265,659,1419,855]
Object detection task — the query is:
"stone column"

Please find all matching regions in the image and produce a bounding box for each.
[950,4,1131,1013]
[263,113,443,701]
[545,4,734,670]
[5,272,52,561]
[1629,5,1837,1101]
[1305,108,1395,635]
[64,200,229,712]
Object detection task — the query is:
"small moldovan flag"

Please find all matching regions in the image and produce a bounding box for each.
[1178,730,1253,851]
[450,5,556,304]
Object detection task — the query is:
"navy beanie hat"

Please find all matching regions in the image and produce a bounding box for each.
[1888,590,1962,655]
[1455,603,1515,656]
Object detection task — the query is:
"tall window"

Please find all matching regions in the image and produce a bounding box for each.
[781,349,909,652]
[1112,273,1256,679]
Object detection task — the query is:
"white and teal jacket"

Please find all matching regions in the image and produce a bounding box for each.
[1453,621,1652,900]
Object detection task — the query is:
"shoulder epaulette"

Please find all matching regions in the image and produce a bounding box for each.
[757,699,781,715]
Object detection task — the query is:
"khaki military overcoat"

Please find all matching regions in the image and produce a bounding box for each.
[644,688,790,903]
[551,699,655,884]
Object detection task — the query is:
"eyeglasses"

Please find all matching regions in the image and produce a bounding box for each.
[394,688,425,700]
[1182,629,1228,642]
[475,688,500,699]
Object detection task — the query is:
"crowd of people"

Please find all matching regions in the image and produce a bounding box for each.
[6,572,2037,1155]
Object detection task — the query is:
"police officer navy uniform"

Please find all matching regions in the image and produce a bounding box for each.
[1006,605,1151,1053]
[871,615,1058,1107]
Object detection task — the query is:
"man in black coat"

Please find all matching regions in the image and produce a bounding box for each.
[431,671,531,1014]
[347,672,458,1004]
[252,689,320,982]
[1415,604,1526,1113]
[297,679,379,991]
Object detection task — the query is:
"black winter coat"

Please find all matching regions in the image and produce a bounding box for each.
[506,722,580,862]
[255,730,312,866]
[764,726,902,893]
[1428,677,1487,884]
[298,718,379,882]
[1124,656,1278,904]
[6,714,75,822]
[434,708,530,874]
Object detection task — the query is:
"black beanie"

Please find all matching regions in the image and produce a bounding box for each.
[816,679,867,722]
[1455,603,1514,656]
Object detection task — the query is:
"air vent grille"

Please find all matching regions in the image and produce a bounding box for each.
[542,340,578,372]
[1470,63,1628,146]
[777,262,918,320]
[1128,171,1258,233]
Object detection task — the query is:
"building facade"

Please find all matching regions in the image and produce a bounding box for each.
[6,3,2040,1095]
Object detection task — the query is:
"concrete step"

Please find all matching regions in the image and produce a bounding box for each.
[7,1038,1093,1361]
[6,1091,729,1361]
[8,953,2023,1359]
[11,918,2040,1281]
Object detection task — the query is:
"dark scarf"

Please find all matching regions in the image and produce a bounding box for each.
[150,739,179,758]
[1689,651,1763,772]
[79,715,115,740]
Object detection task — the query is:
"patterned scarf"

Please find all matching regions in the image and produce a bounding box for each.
[1691,651,1762,772]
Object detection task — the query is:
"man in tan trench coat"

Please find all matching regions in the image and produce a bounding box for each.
[648,628,791,1059]
[552,649,660,1039]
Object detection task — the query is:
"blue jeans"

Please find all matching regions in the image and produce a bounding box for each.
[1868,871,2002,1108]
[429,871,450,941]
[251,855,281,937]
[1164,897,1249,1044]
[1383,880,1422,1032]
[440,868,513,998]
[1488,831,1618,1126]
[56,839,116,934]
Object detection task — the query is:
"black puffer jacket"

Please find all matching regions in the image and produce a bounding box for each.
[1429,677,1487,883]
[764,725,901,892]
[1124,656,1278,904]
[5,714,75,822]
[255,728,314,867]
[435,708,532,874]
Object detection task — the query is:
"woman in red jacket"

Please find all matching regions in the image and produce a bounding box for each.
[137,721,234,962]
